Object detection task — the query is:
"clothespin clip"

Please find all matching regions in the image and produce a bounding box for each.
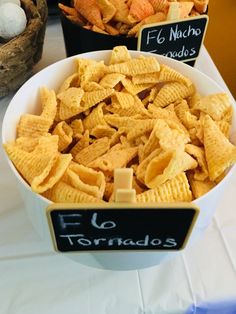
[114,168,136,203]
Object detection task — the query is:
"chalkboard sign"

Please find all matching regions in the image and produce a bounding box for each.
[137,15,208,63]
[46,203,199,252]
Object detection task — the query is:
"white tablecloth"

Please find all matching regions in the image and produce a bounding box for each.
[0,17,236,314]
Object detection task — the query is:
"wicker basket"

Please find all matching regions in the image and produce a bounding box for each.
[0,0,48,97]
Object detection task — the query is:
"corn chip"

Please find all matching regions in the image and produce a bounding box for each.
[83,102,107,132]
[75,137,110,165]
[185,143,208,181]
[97,0,117,23]
[99,73,125,88]
[52,121,73,152]
[153,82,195,107]
[81,88,114,111]
[91,125,116,138]
[88,147,138,172]
[145,149,197,188]
[203,115,236,180]
[57,87,84,120]
[137,172,192,202]
[192,93,232,121]
[188,175,215,199]
[43,181,104,203]
[128,0,154,23]
[107,56,160,76]
[70,130,90,157]
[121,77,154,95]
[74,0,104,29]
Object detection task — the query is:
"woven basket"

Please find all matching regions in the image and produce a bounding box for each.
[0,0,48,97]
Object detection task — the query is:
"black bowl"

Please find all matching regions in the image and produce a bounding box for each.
[59,2,137,57]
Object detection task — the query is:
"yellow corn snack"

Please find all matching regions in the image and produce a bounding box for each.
[108,97,149,117]
[105,114,142,128]
[65,161,105,199]
[43,181,104,203]
[158,64,192,86]
[70,119,84,138]
[5,47,236,204]
[108,45,131,65]
[57,73,79,94]
[88,146,138,172]
[40,87,58,121]
[70,129,90,157]
[137,173,193,203]
[192,93,232,121]
[15,136,41,152]
[145,149,197,188]
[127,119,157,141]
[132,72,161,85]
[153,82,195,108]
[80,60,107,86]
[142,125,160,159]
[91,125,116,138]
[17,115,52,139]
[81,88,114,111]
[17,87,57,138]
[154,119,190,151]
[52,121,73,152]
[107,57,160,76]
[31,153,72,193]
[74,137,110,165]
[57,87,84,120]
[185,144,208,181]
[203,115,236,181]
[83,102,107,131]
[216,120,230,138]
[82,81,104,92]
[121,77,154,96]
[4,136,72,193]
[99,73,125,88]
[175,100,198,129]
[136,147,162,183]
[112,91,134,108]
[188,175,216,199]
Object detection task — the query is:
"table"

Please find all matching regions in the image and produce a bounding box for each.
[0,17,236,314]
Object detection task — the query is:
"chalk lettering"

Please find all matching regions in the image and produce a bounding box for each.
[108,238,123,246]
[163,45,197,59]
[136,235,149,246]
[150,238,162,246]
[60,234,84,245]
[77,238,92,246]
[190,47,196,56]
[91,212,116,230]
[59,234,178,248]
[59,214,82,229]
[94,238,107,245]
[163,238,177,248]
[146,29,165,46]
[123,239,136,246]
[169,24,201,41]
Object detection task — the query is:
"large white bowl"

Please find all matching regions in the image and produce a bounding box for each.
[2,50,236,270]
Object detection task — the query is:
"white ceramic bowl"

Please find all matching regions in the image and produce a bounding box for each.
[2,50,236,270]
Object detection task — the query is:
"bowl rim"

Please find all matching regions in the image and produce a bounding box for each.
[2,49,236,206]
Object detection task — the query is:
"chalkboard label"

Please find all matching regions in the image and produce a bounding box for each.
[46,203,199,252]
[137,15,208,63]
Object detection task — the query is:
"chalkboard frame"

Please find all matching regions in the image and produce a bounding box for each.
[46,203,199,253]
[137,15,209,63]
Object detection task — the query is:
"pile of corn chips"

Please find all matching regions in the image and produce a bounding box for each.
[4,46,236,204]
[59,0,209,37]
